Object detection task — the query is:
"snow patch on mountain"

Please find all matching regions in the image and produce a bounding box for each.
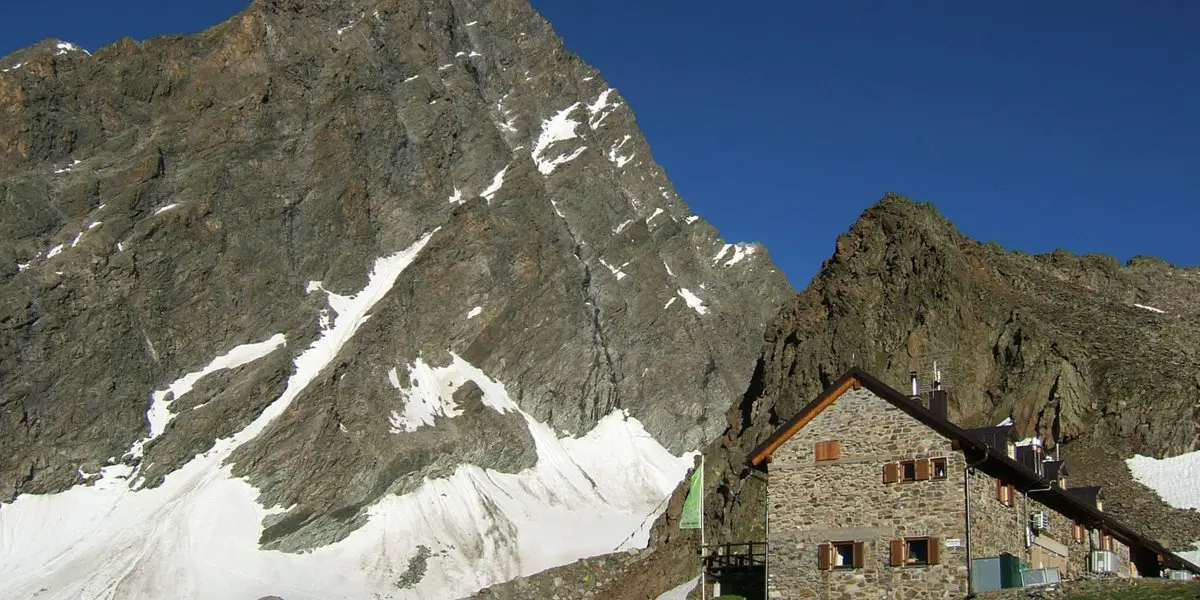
[55,41,88,55]
[677,288,709,315]
[135,334,287,454]
[481,167,508,202]
[1128,450,1200,511]
[1128,449,1200,568]
[607,135,634,168]
[532,103,587,175]
[1,231,455,600]
[656,576,700,600]
[1134,303,1167,314]
[1,352,691,600]
[599,258,628,281]
[387,352,515,433]
[54,158,81,174]
[587,88,619,129]
[720,243,755,266]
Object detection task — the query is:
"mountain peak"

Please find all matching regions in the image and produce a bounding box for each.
[0,0,791,597]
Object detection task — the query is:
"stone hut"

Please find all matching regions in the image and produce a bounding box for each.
[746,368,1199,599]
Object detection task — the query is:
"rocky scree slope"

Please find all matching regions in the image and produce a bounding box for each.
[0,0,790,597]
[589,194,1200,598]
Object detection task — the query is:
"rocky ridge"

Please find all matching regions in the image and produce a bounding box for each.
[0,0,790,598]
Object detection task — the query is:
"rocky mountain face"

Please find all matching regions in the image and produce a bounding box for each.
[0,1,791,598]
[618,194,1200,597]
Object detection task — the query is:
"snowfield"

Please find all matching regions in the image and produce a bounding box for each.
[0,231,693,600]
[1128,449,1200,566]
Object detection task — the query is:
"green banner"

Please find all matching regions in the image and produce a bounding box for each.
[679,466,702,529]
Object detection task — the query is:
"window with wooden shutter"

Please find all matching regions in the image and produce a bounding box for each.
[1007,484,1016,506]
[994,480,1015,505]
[818,543,831,570]
[915,459,932,481]
[814,440,841,462]
[883,462,901,484]
[931,457,948,479]
[1072,524,1085,544]
[927,538,940,565]
[890,539,905,566]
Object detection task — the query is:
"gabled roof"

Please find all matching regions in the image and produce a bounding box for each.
[1043,460,1069,481]
[746,367,1200,574]
[1065,486,1103,507]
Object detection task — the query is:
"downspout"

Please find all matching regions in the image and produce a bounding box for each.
[965,452,990,598]
[764,474,769,599]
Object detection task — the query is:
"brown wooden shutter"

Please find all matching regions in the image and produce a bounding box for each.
[827,440,841,461]
[817,543,831,570]
[814,442,826,462]
[927,537,940,565]
[995,478,1003,501]
[853,542,865,568]
[915,459,931,481]
[883,463,900,484]
[1007,484,1016,506]
[890,539,905,566]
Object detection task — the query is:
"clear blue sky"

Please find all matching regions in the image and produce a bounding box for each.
[3,1,1198,288]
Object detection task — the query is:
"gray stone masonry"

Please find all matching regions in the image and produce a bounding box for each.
[765,387,1134,600]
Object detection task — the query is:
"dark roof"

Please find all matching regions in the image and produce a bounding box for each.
[1065,486,1104,508]
[1043,460,1069,481]
[746,367,1200,574]
[966,425,1015,450]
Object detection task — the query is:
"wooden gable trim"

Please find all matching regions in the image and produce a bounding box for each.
[748,374,861,466]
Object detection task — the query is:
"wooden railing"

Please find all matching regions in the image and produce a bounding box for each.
[702,541,768,572]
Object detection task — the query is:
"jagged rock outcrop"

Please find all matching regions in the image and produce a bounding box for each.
[0,1,791,597]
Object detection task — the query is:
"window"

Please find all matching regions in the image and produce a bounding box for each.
[818,541,864,570]
[931,458,947,479]
[1072,523,1086,544]
[906,539,930,565]
[995,479,1015,506]
[814,440,841,462]
[890,537,940,567]
[883,459,946,483]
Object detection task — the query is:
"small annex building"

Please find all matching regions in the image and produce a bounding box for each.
[747,368,1200,599]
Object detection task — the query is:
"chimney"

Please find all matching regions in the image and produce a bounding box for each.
[928,389,949,420]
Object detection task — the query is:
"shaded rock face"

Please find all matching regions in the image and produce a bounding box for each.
[0,0,790,554]
[649,194,1200,564]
